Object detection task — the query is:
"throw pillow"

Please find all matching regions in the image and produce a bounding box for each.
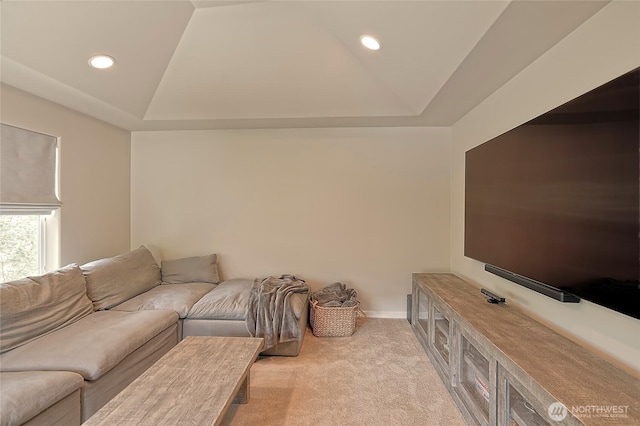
[161,254,220,284]
[0,264,93,353]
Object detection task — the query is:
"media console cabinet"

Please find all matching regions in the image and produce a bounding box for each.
[411,273,640,426]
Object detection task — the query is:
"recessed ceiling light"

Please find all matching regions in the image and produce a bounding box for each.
[360,35,381,51]
[88,55,115,69]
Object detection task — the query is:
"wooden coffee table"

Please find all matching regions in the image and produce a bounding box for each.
[84,336,264,425]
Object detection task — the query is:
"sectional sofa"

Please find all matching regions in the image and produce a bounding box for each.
[0,246,309,426]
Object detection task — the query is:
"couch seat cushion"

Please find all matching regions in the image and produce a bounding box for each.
[0,264,93,353]
[111,282,217,318]
[0,310,178,381]
[187,278,253,320]
[0,371,83,426]
[187,278,307,321]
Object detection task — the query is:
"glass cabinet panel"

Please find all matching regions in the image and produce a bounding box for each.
[416,287,430,337]
[459,334,491,425]
[500,366,578,426]
[507,383,551,426]
[432,306,450,367]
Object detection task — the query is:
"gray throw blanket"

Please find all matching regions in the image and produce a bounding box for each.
[246,275,309,351]
[310,282,357,307]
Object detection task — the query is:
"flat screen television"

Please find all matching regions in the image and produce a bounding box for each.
[464,67,640,320]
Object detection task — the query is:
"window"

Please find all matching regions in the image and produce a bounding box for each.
[0,215,46,281]
[1,124,60,281]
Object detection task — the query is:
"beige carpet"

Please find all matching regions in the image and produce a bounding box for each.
[222,318,466,426]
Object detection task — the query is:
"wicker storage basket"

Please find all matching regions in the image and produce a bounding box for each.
[310,301,362,337]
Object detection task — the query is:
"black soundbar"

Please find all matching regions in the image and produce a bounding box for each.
[485,264,580,303]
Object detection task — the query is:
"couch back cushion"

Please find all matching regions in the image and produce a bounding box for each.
[81,246,161,310]
[161,254,220,284]
[0,264,93,353]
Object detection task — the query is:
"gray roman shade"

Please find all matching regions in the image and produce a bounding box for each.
[0,124,61,214]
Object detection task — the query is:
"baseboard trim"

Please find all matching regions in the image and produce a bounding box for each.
[362,310,407,319]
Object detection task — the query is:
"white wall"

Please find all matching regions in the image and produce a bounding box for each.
[451,1,640,375]
[131,127,451,316]
[0,84,131,266]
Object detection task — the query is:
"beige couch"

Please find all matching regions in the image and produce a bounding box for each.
[0,246,308,426]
